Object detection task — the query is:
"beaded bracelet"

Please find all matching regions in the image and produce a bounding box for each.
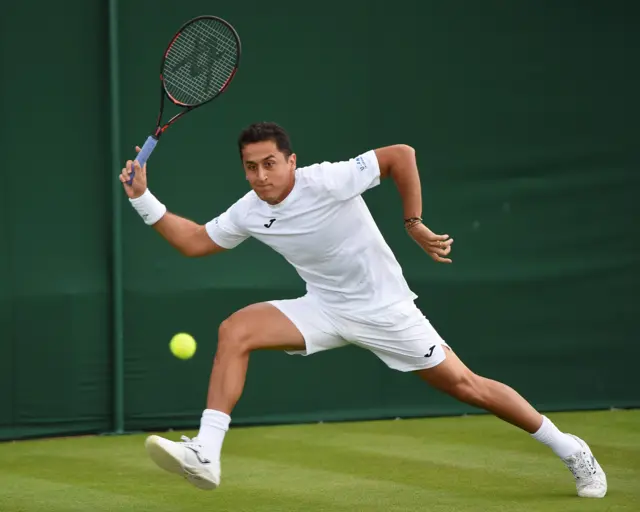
[404,216,423,230]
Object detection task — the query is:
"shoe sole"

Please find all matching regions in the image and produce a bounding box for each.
[145,435,184,476]
[145,435,219,490]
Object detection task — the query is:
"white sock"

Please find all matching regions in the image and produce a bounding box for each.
[196,409,231,461]
[531,415,581,459]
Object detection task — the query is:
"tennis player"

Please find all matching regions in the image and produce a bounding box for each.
[120,122,607,498]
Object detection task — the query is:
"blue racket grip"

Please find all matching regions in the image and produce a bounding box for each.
[127,136,158,185]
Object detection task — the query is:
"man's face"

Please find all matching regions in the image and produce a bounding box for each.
[242,140,296,204]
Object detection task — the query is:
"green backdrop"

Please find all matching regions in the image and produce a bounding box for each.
[1,0,638,440]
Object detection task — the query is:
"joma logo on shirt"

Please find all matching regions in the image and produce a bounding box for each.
[264,218,276,228]
[355,156,367,172]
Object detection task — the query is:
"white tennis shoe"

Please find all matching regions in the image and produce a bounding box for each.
[145,434,220,490]
[562,434,607,498]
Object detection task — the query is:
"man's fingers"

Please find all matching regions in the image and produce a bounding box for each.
[428,238,453,248]
[432,246,451,257]
[120,169,132,186]
[424,239,453,255]
[131,158,147,176]
[430,252,452,263]
[119,161,135,185]
[426,247,453,262]
[135,146,141,153]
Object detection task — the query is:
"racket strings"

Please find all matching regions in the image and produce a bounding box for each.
[163,19,238,105]
[165,28,236,102]
[166,25,236,99]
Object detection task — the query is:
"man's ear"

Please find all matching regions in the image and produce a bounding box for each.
[289,153,297,170]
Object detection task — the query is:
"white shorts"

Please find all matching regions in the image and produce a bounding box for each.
[268,295,450,372]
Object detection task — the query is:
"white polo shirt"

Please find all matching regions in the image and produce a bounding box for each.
[205,150,417,314]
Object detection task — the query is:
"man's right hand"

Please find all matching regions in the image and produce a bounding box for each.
[119,146,148,199]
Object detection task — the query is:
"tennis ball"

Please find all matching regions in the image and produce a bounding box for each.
[169,332,197,360]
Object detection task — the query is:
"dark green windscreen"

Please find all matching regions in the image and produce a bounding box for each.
[1,0,638,439]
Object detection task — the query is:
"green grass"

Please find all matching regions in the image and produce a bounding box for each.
[1,410,638,511]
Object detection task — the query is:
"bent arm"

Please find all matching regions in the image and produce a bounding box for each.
[129,189,226,257]
[374,144,422,221]
[374,145,453,262]
[152,212,226,257]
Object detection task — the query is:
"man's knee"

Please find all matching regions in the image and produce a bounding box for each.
[217,312,254,356]
[215,302,306,357]
[448,373,486,405]
[418,348,486,405]
[426,364,485,406]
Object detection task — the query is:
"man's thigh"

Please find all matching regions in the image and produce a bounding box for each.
[337,301,450,372]
[223,302,308,351]
[267,295,349,356]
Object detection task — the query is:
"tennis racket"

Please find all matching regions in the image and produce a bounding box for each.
[127,15,241,185]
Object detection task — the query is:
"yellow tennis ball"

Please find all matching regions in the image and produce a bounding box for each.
[169,332,196,360]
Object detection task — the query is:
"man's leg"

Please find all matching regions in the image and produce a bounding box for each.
[416,347,607,498]
[145,302,306,490]
[334,299,606,499]
[206,302,306,414]
[416,348,543,432]
[196,302,307,460]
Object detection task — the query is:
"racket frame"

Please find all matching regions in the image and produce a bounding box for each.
[127,15,241,184]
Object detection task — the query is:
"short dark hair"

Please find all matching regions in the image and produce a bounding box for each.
[237,122,293,159]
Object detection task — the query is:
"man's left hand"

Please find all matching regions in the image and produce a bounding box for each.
[407,223,453,263]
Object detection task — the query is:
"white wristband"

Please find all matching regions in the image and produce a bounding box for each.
[129,189,167,226]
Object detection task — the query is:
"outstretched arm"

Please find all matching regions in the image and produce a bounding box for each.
[120,150,226,258]
[146,209,225,258]
[374,144,454,263]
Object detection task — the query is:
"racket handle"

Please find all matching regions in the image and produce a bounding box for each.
[127,135,158,185]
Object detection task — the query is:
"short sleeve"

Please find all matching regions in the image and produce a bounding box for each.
[312,150,381,201]
[205,198,250,249]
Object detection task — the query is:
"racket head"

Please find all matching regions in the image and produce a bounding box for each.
[160,15,241,108]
